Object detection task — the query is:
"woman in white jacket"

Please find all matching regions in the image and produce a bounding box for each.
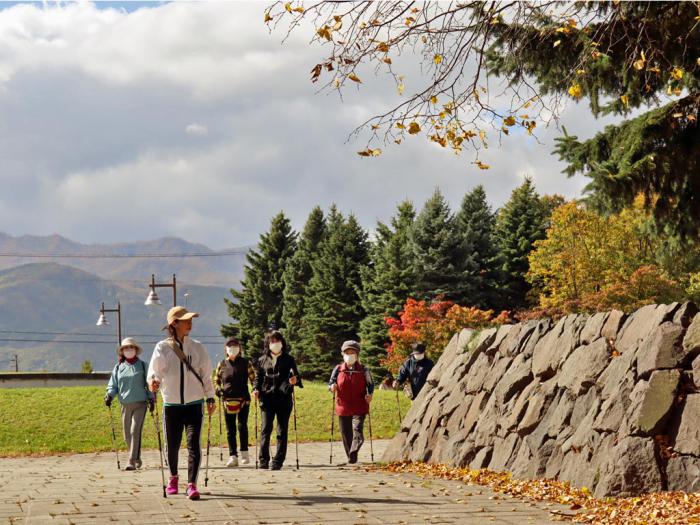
[148,306,216,500]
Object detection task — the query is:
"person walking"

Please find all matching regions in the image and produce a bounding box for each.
[148,306,216,500]
[252,330,302,470]
[393,342,434,399]
[104,337,154,470]
[328,340,374,465]
[213,337,256,467]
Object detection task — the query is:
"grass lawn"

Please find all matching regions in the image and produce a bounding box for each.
[0,382,411,456]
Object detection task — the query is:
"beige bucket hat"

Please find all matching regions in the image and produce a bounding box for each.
[117,337,143,358]
[162,306,199,330]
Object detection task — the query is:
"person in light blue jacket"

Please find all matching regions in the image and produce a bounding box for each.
[105,337,154,470]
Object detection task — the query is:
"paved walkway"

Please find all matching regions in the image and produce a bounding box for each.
[0,441,563,524]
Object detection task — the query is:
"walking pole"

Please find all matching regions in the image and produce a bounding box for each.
[292,386,300,470]
[329,391,336,465]
[367,398,375,463]
[395,386,403,425]
[205,411,212,487]
[218,400,224,462]
[107,405,121,470]
[151,403,167,498]
[254,396,259,470]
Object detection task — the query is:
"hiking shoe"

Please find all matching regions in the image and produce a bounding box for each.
[166,476,178,495]
[240,451,250,465]
[226,456,238,467]
[348,452,358,464]
[259,461,269,470]
[135,459,142,469]
[270,462,282,471]
[186,483,200,500]
[125,463,137,471]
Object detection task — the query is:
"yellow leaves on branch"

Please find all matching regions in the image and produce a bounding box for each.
[503,116,516,127]
[620,94,629,107]
[317,26,332,41]
[348,73,362,83]
[671,67,684,80]
[473,160,490,170]
[357,148,382,157]
[407,122,421,134]
[264,11,273,23]
[433,54,443,65]
[284,3,304,14]
[568,82,583,99]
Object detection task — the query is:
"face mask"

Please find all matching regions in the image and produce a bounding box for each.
[123,349,137,360]
[343,353,357,365]
[413,353,425,361]
[226,346,240,358]
[269,342,283,354]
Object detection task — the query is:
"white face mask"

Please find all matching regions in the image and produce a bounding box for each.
[343,353,357,365]
[269,342,283,355]
[123,349,137,360]
[226,346,240,358]
[413,353,425,361]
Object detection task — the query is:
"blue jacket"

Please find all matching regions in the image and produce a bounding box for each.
[397,356,434,398]
[106,359,154,405]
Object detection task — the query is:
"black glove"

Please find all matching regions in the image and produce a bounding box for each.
[104,394,112,407]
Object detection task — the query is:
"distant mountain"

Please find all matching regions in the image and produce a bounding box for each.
[0,263,232,372]
[0,232,249,287]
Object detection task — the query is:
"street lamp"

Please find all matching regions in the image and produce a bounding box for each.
[145,274,177,307]
[184,293,190,307]
[97,302,122,344]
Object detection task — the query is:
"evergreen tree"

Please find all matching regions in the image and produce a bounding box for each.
[222,212,297,358]
[301,207,370,378]
[358,201,416,377]
[410,189,462,301]
[494,178,546,309]
[454,185,500,309]
[282,207,326,364]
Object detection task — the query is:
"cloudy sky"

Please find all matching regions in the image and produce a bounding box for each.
[0,1,621,249]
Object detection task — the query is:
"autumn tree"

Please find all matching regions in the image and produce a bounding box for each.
[272,2,700,238]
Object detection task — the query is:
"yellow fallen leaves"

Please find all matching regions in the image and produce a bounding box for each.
[375,462,700,525]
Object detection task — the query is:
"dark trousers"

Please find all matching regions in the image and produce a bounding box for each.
[163,403,203,484]
[339,415,365,461]
[224,402,250,456]
[259,395,293,467]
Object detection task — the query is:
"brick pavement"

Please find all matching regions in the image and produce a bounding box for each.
[0,441,564,524]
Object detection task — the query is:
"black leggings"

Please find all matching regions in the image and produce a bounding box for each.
[259,396,293,467]
[224,402,250,456]
[163,403,203,484]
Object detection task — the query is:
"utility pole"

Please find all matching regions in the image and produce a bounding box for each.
[11,354,18,372]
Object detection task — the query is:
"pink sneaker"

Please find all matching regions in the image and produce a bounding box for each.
[186,483,200,500]
[166,475,178,495]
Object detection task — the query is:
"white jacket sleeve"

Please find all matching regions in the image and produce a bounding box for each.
[197,343,215,399]
[148,342,169,383]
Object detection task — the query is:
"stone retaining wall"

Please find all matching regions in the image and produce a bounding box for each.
[381,302,700,496]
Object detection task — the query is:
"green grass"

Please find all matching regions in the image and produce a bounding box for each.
[0,382,411,456]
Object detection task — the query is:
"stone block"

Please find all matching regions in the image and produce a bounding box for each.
[667,455,700,492]
[521,318,553,358]
[493,353,532,404]
[673,301,698,328]
[580,312,608,345]
[672,393,700,456]
[601,309,626,340]
[593,437,663,497]
[517,379,557,436]
[636,322,685,379]
[489,433,520,471]
[547,391,574,437]
[469,446,493,469]
[462,390,489,436]
[558,338,610,395]
[482,354,513,393]
[628,369,679,436]
[616,303,680,354]
[683,312,700,363]
[598,349,637,401]
[463,352,492,394]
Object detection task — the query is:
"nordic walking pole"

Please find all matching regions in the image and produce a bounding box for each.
[218,399,223,462]
[151,402,167,498]
[290,371,300,470]
[107,405,121,470]
[205,411,212,487]
[329,391,336,465]
[395,386,403,425]
[254,396,259,470]
[367,395,375,463]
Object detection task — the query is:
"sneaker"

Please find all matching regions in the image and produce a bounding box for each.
[186,483,200,500]
[348,452,358,464]
[135,459,142,469]
[259,461,269,470]
[270,462,282,471]
[166,475,178,495]
[240,451,250,465]
[226,456,238,467]
[125,463,136,471]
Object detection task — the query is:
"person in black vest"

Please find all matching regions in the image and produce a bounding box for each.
[328,340,374,464]
[393,342,434,399]
[252,330,302,470]
[214,337,256,467]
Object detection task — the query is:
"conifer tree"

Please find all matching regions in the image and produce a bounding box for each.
[222,212,297,357]
[282,207,326,364]
[493,178,546,309]
[301,207,370,378]
[454,185,500,309]
[359,201,416,377]
[411,189,462,301]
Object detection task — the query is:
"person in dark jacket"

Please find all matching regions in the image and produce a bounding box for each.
[214,337,256,467]
[328,340,374,465]
[252,330,302,470]
[393,342,434,399]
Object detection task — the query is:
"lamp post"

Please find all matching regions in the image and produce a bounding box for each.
[97,302,122,344]
[145,274,177,307]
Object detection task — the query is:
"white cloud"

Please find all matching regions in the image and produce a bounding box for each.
[0,1,609,249]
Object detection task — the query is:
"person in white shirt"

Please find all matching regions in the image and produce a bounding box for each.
[148,306,216,500]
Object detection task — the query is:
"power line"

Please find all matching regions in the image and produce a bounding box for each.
[0,252,244,259]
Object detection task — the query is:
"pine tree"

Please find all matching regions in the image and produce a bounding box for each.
[358,201,416,377]
[454,185,500,309]
[282,207,326,364]
[222,212,297,358]
[410,189,462,301]
[493,178,546,309]
[301,207,370,378]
